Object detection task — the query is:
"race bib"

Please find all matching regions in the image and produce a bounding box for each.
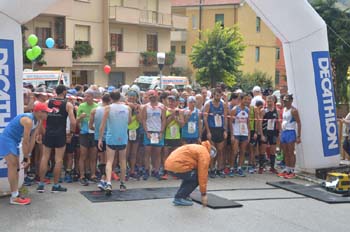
[170,126,178,138]
[188,122,196,134]
[239,122,248,135]
[267,119,275,131]
[214,114,222,127]
[150,133,159,144]
[129,130,137,141]
[88,129,95,134]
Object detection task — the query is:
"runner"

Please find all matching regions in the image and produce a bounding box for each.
[0,103,49,205]
[182,96,202,145]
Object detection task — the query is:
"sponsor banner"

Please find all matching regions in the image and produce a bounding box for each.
[312,51,339,157]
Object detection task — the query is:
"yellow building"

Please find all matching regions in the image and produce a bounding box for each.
[171,0,278,85]
[23,0,188,86]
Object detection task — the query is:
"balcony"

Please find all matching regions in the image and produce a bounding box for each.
[43,0,73,16]
[109,5,173,28]
[173,54,188,68]
[115,52,140,68]
[172,15,188,30]
[171,31,187,42]
[43,48,73,68]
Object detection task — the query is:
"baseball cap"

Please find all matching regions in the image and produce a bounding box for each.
[283,94,293,102]
[33,102,52,113]
[187,96,196,103]
[107,86,116,93]
[167,95,176,101]
[252,86,261,92]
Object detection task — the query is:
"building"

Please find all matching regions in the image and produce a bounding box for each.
[275,38,287,88]
[23,0,188,87]
[171,0,280,85]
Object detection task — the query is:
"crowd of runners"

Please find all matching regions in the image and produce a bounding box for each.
[0,82,302,205]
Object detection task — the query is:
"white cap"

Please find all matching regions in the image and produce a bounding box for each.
[234,89,243,94]
[252,86,261,92]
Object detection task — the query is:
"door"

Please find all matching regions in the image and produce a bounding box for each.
[108,72,125,88]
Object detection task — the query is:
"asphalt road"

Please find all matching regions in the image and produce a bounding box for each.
[0,173,349,232]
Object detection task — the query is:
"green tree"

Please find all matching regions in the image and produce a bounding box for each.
[235,71,273,93]
[190,23,245,88]
[312,0,350,103]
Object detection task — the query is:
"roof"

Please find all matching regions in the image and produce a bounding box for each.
[171,0,241,7]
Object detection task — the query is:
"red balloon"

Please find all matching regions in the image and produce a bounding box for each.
[104,65,111,75]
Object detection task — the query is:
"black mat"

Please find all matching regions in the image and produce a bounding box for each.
[81,187,178,203]
[190,192,243,209]
[267,181,350,204]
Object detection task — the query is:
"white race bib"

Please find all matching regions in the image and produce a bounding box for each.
[267,119,275,131]
[188,122,196,134]
[239,122,248,135]
[88,129,95,134]
[170,126,178,138]
[214,114,222,127]
[129,130,137,141]
[150,133,159,144]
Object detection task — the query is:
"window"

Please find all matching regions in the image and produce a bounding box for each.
[110,33,123,51]
[255,47,260,62]
[35,27,52,48]
[181,45,186,54]
[275,70,280,86]
[256,17,261,32]
[276,47,281,60]
[147,34,158,52]
[215,14,225,27]
[192,15,198,29]
[171,45,176,53]
[75,25,90,45]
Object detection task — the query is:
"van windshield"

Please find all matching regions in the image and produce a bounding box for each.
[134,82,152,91]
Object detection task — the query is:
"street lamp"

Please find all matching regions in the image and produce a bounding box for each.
[157,52,165,89]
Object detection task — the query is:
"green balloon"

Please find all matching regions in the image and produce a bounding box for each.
[26,49,35,61]
[28,34,38,47]
[32,46,42,58]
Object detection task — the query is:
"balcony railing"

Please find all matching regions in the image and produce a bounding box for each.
[139,10,172,27]
[172,14,188,30]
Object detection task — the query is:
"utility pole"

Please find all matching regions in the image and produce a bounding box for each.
[199,0,203,40]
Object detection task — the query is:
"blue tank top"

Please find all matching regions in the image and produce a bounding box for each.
[182,108,200,139]
[94,106,106,141]
[106,103,129,145]
[208,101,224,128]
[1,113,36,144]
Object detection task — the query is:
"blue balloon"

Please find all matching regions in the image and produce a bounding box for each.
[45,38,55,48]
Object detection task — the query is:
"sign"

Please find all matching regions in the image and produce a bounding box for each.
[312,51,339,157]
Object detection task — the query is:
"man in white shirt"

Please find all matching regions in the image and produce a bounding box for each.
[250,86,265,107]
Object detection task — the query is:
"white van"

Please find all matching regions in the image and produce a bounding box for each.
[23,70,70,88]
[133,76,189,90]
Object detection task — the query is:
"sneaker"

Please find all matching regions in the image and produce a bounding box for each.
[89,176,99,183]
[209,170,216,178]
[143,171,149,181]
[269,168,278,174]
[161,173,169,180]
[23,176,33,186]
[224,167,230,175]
[258,167,264,174]
[277,171,288,178]
[51,185,67,193]
[120,182,127,192]
[284,172,296,179]
[237,168,246,177]
[129,173,140,181]
[64,174,73,183]
[36,185,45,193]
[10,196,31,205]
[217,170,226,178]
[173,198,193,206]
[154,172,162,180]
[248,166,255,174]
[105,184,112,196]
[79,178,89,186]
[98,181,107,191]
[112,172,120,181]
[228,169,235,177]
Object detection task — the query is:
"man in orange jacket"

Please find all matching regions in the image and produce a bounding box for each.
[164,140,217,206]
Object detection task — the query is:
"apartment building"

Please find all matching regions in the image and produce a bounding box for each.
[171,0,280,85]
[23,0,188,86]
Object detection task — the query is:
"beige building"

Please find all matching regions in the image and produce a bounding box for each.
[23,0,188,87]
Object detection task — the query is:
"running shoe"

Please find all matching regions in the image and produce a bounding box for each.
[105,184,112,196]
[269,168,278,174]
[79,178,89,186]
[277,171,288,178]
[143,171,149,181]
[228,169,235,177]
[129,173,140,181]
[284,172,296,179]
[248,166,255,174]
[224,167,230,175]
[112,172,120,181]
[154,172,162,180]
[10,196,31,205]
[98,181,107,191]
[64,174,73,183]
[120,182,127,192]
[217,170,226,178]
[258,167,264,174]
[173,198,193,206]
[89,176,99,183]
[51,185,67,193]
[237,168,246,177]
[160,173,169,180]
[36,184,45,193]
[23,176,34,186]
[209,170,216,179]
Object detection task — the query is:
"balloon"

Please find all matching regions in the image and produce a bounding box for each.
[32,45,42,58]
[104,65,111,75]
[25,49,35,61]
[45,38,55,48]
[28,34,38,47]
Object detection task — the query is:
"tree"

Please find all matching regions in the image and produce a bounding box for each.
[235,71,273,93]
[190,23,245,88]
[312,0,350,103]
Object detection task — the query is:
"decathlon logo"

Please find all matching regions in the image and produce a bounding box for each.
[0,39,17,134]
[312,51,339,157]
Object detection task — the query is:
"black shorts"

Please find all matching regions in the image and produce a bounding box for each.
[182,138,198,144]
[209,127,225,143]
[128,128,142,143]
[262,133,278,145]
[107,144,126,151]
[80,134,95,148]
[95,140,106,152]
[165,139,182,147]
[249,131,261,147]
[66,135,79,153]
[43,135,66,148]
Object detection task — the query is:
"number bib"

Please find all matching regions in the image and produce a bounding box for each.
[170,125,178,139]
[129,130,137,141]
[267,119,275,131]
[239,122,248,135]
[150,133,159,144]
[214,114,222,127]
[188,122,196,134]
